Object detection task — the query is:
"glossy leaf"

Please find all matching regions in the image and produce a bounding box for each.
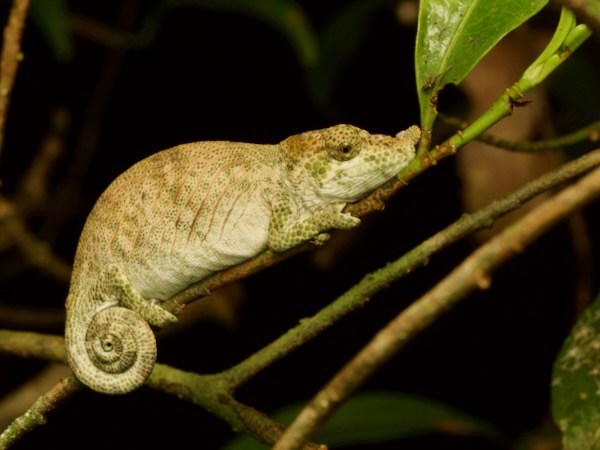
[221,391,504,449]
[415,0,548,135]
[552,291,600,450]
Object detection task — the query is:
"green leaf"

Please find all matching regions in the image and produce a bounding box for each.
[30,0,74,61]
[552,291,600,450]
[221,391,504,449]
[415,0,548,137]
[438,7,590,153]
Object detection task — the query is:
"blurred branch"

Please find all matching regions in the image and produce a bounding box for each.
[14,108,70,216]
[164,142,600,316]
[442,116,600,152]
[0,329,66,361]
[0,108,71,283]
[0,3,71,286]
[0,196,72,282]
[0,329,322,449]
[273,153,600,450]
[0,364,71,430]
[2,149,600,448]
[47,1,140,242]
[219,148,600,388]
[0,0,29,173]
[164,11,594,308]
[0,303,65,330]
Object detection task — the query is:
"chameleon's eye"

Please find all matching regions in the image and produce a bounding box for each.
[328,143,359,161]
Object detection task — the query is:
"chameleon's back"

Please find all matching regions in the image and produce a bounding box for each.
[64,124,420,394]
[70,140,282,300]
[65,140,283,394]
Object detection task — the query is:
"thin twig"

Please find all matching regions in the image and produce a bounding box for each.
[221,149,600,387]
[0,375,81,450]
[14,107,70,215]
[273,158,600,450]
[0,0,29,171]
[0,330,323,449]
[442,116,600,152]
[0,329,66,361]
[165,98,597,312]
[0,196,72,282]
[148,365,323,449]
[2,149,599,447]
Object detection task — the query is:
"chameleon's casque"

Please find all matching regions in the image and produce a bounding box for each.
[65,124,420,394]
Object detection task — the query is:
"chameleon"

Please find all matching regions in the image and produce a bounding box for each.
[64,124,421,394]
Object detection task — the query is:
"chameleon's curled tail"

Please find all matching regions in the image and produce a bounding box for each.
[65,305,156,394]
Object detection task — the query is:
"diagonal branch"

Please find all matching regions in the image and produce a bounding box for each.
[1,149,599,448]
[220,149,600,387]
[272,155,600,450]
[0,375,82,449]
[3,148,600,447]
[0,330,322,449]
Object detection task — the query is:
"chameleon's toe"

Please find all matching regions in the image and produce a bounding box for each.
[333,212,361,230]
[142,300,178,328]
[311,233,330,246]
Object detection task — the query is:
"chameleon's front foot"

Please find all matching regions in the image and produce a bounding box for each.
[268,202,361,252]
[311,233,330,246]
[309,207,360,245]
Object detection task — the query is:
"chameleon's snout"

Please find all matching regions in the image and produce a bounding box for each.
[395,125,421,146]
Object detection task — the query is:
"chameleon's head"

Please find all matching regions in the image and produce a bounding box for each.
[282,124,420,204]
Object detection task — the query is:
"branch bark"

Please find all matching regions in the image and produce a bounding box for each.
[273,156,600,450]
[0,375,81,450]
[3,148,600,448]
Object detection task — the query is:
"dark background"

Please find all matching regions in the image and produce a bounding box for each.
[0,1,598,449]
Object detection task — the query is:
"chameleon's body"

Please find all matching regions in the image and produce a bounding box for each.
[65,124,420,394]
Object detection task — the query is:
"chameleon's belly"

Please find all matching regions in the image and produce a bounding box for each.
[74,150,276,302]
[119,196,272,300]
[126,206,271,299]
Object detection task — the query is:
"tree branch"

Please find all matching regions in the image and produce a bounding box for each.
[0,0,29,168]
[272,154,600,450]
[0,375,81,450]
[184,149,600,389]
[0,330,322,449]
[0,196,72,282]
[442,116,600,152]
[2,148,599,448]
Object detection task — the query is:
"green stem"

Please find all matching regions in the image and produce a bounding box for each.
[426,8,592,160]
[441,116,600,152]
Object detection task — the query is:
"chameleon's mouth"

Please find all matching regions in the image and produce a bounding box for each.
[318,153,414,202]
